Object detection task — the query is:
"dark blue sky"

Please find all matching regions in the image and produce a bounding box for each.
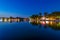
[0,0,60,17]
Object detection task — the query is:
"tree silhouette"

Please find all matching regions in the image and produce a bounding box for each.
[30,14,38,19]
[39,13,42,16]
[39,12,42,18]
[44,12,48,17]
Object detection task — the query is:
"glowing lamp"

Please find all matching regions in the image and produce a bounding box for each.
[41,17,46,20]
[46,21,49,24]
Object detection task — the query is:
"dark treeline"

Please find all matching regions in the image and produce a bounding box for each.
[30,11,60,18]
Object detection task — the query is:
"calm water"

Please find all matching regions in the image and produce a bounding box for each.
[0,21,60,40]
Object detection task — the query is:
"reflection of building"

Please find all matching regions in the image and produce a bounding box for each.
[30,21,60,30]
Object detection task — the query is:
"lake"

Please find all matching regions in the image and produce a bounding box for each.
[0,21,60,40]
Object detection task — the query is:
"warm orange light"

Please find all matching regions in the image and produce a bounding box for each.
[49,18,53,20]
[37,21,38,24]
[8,19,10,22]
[4,18,7,22]
[50,21,53,25]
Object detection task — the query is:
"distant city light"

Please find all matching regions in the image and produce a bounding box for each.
[50,21,53,25]
[46,21,49,24]
[0,19,2,22]
[4,18,7,22]
[46,18,49,20]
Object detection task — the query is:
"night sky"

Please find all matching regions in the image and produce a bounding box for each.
[0,0,60,17]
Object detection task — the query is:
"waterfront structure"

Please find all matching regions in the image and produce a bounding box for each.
[2,17,8,22]
[0,18,3,22]
[24,18,29,22]
[29,18,35,22]
[47,12,60,21]
[0,17,21,22]
[29,12,60,22]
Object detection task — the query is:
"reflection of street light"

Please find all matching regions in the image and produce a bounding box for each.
[42,21,45,24]
[40,21,46,24]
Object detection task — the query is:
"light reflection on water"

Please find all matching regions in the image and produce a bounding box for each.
[0,21,60,40]
[30,21,60,30]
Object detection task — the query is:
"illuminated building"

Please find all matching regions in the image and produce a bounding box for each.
[0,18,2,22]
[24,18,29,22]
[41,17,46,20]
[0,17,21,22]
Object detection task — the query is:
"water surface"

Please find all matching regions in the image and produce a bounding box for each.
[0,21,60,40]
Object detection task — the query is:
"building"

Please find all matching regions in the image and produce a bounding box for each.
[0,17,20,22]
[24,18,29,22]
